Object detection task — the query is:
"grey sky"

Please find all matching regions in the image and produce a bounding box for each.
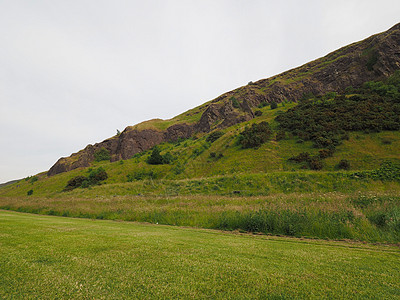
[1,0,399,183]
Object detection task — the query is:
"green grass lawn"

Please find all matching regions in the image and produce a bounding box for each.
[1,210,399,299]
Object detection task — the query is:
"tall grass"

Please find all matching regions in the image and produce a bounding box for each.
[1,192,399,243]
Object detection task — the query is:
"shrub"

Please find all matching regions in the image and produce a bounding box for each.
[29,176,38,183]
[238,121,272,148]
[127,170,157,181]
[87,167,108,184]
[63,168,108,191]
[318,149,334,159]
[94,147,111,162]
[254,110,263,117]
[258,102,268,108]
[289,152,310,163]
[27,189,33,196]
[337,159,351,170]
[275,130,286,141]
[270,102,278,110]
[351,161,400,181]
[309,157,323,170]
[64,176,87,191]
[147,146,165,165]
[206,131,224,143]
[230,97,240,108]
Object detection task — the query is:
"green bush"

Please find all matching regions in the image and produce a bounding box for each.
[276,73,400,153]
[127,170,158,182]
[29,176,38,184]
[27,189,33,196]
[94,147,111,162]
[351,161,400,181]
[258,101,268,108]
[254,110,263,117]
[337,159,351,170]
[238,121,272,148]
[64,176,87,191]
[230,97,240,108]
[270,102,278,110]
[147,146,172,165]
[206,131,224,143]
[309,157,323,170]
[64,168,108,191]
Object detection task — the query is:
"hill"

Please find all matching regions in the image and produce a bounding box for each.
[47,22,400,175]
[1,23,400,243]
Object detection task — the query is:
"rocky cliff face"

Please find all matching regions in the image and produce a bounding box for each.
[48,23,400,176]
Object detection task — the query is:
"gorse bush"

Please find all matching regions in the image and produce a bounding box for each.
[338,159,351,170]
[147,146,173,165]
[238,121,272,148]
[206,131,224,143]
[94,147,111,162]
[289,152,323,170]
[64,168,108,191]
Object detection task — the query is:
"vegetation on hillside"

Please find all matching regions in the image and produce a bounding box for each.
[276,71,400,148]
[1,73,400,243]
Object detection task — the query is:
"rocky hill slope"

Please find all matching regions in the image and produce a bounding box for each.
[48,23,400,176]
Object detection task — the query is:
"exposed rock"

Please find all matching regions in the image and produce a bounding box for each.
[47,23,400,176]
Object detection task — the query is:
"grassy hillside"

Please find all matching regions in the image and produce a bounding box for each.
[1,72,400,243]
[1,210,399,299]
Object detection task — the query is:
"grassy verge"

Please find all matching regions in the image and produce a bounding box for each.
[1,192,399,243]
[1,210,399,299]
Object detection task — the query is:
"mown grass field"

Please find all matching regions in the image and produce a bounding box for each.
[1,210,399,299]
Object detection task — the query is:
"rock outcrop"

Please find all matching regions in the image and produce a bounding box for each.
[48,23,400,176]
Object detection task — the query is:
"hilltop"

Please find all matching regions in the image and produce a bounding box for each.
[47,23,400,175]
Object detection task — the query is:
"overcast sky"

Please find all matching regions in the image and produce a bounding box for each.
[1,0,399,183]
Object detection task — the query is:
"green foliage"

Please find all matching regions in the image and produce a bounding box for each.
[147,146,172,165]
[94,147,111,162]
[64,168,108,191]
[29,176,38,184]
[27,189,33,196]
[209,152,223,160]
[276,73,400,152]
[275,130,286,141]
[172,163,185,175]
[270,102,278,110]
[230,97,240,108]
[351,161,400,181]
[289,152,323,170]
[318,149,334,159]
[257,101,268,108]
[254,110,263,117]
[127,170,158,182]
[206,131,224,143]
[87,167,108,184]
[337,159,351,170]
[309,157,323,170]
[64,176,87,191]
[238,121,272,148]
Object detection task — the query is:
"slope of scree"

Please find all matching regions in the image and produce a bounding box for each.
[48,23,400,176]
